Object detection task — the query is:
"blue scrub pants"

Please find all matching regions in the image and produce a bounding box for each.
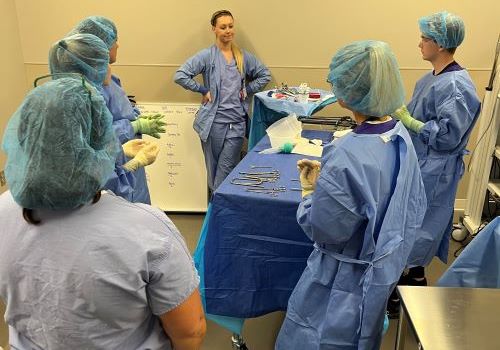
[201,122,244,191]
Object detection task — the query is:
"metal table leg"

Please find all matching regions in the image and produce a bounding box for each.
[395,306,407,350]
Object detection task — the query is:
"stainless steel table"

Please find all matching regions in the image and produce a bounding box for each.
[395,286,500,350]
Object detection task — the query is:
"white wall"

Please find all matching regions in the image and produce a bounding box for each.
[14,1,499,67]
[0,0,27,344]
[0,0,28,194]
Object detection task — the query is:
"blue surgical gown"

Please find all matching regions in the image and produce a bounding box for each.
[438,217,500,288]
[406,67,481,266]
[102,75,151,204]
[276,120,427,350]
[105,148,137,201]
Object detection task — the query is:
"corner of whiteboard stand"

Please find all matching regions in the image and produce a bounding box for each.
[162,208,208,215]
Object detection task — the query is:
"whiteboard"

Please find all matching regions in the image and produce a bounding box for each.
[136,102,207,212]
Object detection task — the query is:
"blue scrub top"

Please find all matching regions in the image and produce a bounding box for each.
[215,55,245,124]
[0,191,199,350]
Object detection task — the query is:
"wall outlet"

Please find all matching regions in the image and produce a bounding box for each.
[0,170,6,188]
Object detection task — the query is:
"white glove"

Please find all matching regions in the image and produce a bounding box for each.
[122,139,147,158]
[297,159,321,197]
[123,143,160,171]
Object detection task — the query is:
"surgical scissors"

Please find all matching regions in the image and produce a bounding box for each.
[231,168,284,196]
[231,178,265,187]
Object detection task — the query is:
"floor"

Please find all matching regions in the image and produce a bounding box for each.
[0,213,463,350]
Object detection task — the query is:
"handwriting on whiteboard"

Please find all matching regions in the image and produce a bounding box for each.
[136,104,197,187]
[136,103,207,211]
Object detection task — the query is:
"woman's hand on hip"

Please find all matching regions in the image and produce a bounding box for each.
[202,91,212,105]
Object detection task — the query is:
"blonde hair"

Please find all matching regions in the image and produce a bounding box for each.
[231,43,244,76]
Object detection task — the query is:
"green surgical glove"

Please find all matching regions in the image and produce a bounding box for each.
[131,115,166,138]
[297,159,321,198]
[123,143,160,171]
[392,105,425,133]
[139,113,165,121]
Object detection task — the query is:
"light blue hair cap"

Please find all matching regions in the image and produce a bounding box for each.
[327,40,404,117]
[419,11,465,49]
[69,16,117,49]
[49,33,109,87]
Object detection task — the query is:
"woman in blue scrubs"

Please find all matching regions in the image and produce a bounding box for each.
[175,10,271,192]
